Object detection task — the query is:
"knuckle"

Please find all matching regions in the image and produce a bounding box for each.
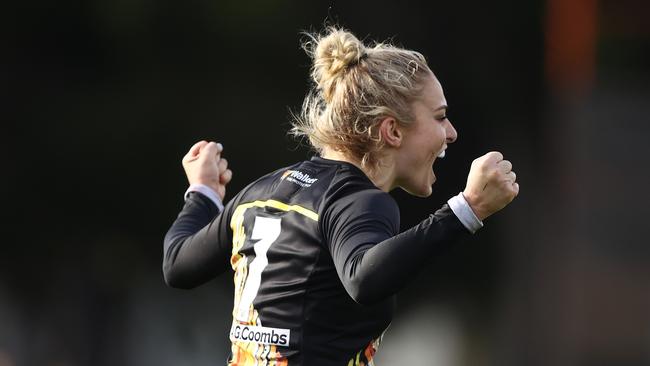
[192,140,207,150]
[488,151,502,159]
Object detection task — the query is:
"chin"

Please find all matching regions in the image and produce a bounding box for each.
[403,184,433,198]
[398,170,436,197]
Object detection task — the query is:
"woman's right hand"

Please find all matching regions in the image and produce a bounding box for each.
[182,140,233,200]
[462,151,519,221]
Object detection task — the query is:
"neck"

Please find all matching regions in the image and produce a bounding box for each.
[321,148,395,192]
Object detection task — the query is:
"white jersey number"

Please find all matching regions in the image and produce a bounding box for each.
[236,216,282,322]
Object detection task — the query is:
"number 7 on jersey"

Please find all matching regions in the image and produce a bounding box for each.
[236,216,282,322]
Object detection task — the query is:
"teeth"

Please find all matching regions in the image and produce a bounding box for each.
[438,150,446,158]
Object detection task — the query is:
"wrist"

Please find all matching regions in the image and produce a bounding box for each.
[448,192,484,234]
[185,184,224,211]
[193,179,220,196]
[462,190,489,221]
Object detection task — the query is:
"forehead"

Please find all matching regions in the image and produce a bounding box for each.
[417,74,446,108]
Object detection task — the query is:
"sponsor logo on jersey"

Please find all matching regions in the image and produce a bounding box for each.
[280,170,318,187]
[230,323,291,347]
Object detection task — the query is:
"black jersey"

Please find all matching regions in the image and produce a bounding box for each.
[164,156,471,365]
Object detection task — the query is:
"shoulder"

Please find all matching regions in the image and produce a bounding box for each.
[320,178,400,235]
[323,185,398,218]
[325,186,398,214]
[232,163,303,201]
[317,160,398,217]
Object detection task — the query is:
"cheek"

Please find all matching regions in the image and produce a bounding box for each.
[434,124,447,143]
[413,146,434,169]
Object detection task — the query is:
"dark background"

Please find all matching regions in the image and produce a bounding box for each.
[2,0,649,365]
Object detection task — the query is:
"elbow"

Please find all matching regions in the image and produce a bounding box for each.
[345,277,381,306]
[162,258,198,290]
[162,235,195,289]
[350,292,372,306]
[162,263,182,288]
[163,266,196,289]
[342,258,384,305]
[164,279,194,290]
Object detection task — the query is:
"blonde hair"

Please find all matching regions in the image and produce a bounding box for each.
[291,27,433,169]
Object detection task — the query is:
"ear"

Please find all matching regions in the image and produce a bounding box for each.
[379,117,403,147]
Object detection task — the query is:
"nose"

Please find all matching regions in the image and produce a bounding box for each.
[445,119,458,143]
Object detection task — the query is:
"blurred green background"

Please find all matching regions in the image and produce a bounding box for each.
[2,0,649,365]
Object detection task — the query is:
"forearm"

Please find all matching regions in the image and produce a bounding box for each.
[163,192,229,288]
[340,205,470,305]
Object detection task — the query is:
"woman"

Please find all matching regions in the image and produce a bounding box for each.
[164,27,518,366]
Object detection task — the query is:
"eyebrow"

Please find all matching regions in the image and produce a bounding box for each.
[434,105,448,112]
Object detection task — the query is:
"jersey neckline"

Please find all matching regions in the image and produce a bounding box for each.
[309,156,376,188]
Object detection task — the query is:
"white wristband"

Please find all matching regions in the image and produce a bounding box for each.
[185,184,224,212]
[447,192,483,234]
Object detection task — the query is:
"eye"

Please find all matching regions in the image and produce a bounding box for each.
[435,115,447,122]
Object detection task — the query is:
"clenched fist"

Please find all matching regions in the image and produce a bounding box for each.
[182,140,233,200]
[462,151,519,220]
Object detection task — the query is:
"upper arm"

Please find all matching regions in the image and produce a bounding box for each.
[321,189,399,301]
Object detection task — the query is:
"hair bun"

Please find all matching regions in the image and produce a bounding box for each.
[309,28,367,100]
